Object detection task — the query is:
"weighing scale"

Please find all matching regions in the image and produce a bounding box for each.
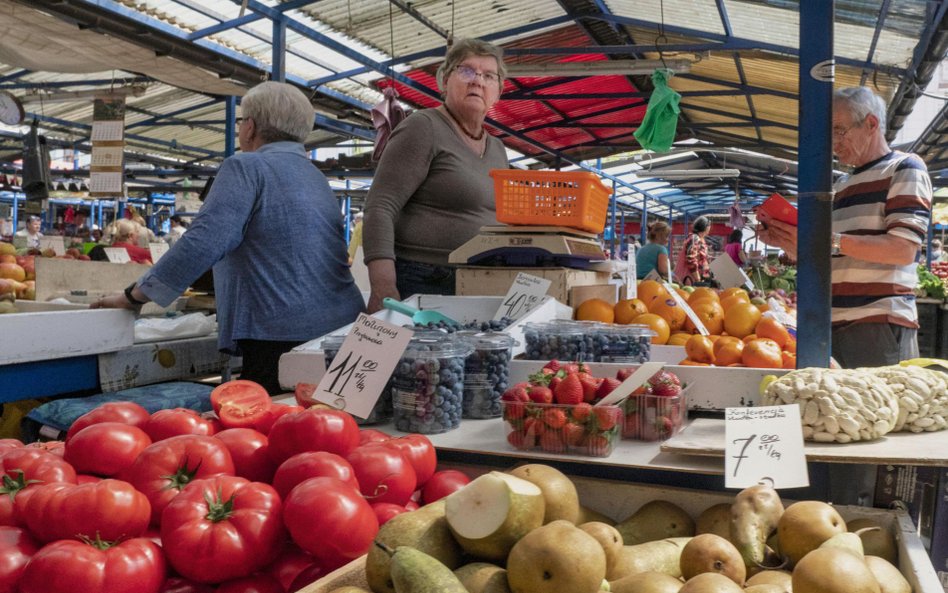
[449,225,607,269]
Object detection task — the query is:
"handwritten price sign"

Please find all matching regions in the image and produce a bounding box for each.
[494,272,551,321]
[313,314,413,419]
[724,404,809,489]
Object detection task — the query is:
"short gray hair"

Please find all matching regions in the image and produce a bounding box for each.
[436,38,506,93]
[835,86,888,134]
[241,81,314,144]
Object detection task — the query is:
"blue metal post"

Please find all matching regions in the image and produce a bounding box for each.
[796,1,835,368]
[639,200,648,245]
[272,16,287,83]
[225,96,237,157]
[344,180,352,244]
[610,179,618,259]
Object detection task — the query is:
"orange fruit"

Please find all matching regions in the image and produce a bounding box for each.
[782,351,797,369]
[685,334,716,364]
[755,317,791,348]
[723,302,762,338]
[679,360,711,366]
[720,287,749,301]
[752,297,770,313]
[633,313,670,345]
[688,287,720,305]
[675,288,691,301]
[720,293,751,312]
[650,298,687,332]
[667,331,692,346]
[575,298,615,323]
[614,298,649,324]
[684,301,725,334]
[784,336,797,354]
[742,334,758,344]
[742,338,784,368]
[637,280,669,309]
[713,337,745,366]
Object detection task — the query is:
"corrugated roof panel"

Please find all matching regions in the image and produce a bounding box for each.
[604,0,727,36]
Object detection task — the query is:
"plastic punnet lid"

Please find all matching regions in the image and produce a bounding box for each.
[459,331,519,350]
[402,332,474,359]
[522,320,588,336]
[320,334,347,351]
[592,324,656,338]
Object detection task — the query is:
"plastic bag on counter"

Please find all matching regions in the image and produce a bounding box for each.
[134,312,217,343]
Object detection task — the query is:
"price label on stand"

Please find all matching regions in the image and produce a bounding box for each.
[103,247,131,263]
[313,314,413,419]
[662,281,708,335]
[725,404,809,489]
[148,242,168,263]
[494,272,551,321]
[39,236,65,256]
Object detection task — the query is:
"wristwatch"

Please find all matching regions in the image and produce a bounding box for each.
[124,283,147,307]
[831,232,842,256]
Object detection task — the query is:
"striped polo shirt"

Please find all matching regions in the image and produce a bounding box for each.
[831,151,932,328]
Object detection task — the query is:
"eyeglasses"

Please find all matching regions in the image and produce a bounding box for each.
[453,64,501,86]
[832,122,861,139]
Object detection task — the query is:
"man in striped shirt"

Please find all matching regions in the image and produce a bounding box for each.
[758,87,932,368]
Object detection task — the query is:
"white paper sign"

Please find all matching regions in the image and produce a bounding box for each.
[39,236,65,256]
[725,404,809,489]
[625,245,637,299]
[91,146,125,168]
[710,254,754,290]
[103,247,131,263]
[149,242,169,263]
[91,120,124,142]
[494,272,552,321]
[89,171,124,194]
[594,361,664,407]
[662,281,708,335]
[313,313,413,419]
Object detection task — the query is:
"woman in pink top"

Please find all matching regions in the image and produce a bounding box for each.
[724,229,745,267]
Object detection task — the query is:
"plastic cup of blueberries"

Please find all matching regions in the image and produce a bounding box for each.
[392,333,474,434]
[522,320,600,362]
[591,324,655,363]
[321,334,394,425]
[458,332,518,419]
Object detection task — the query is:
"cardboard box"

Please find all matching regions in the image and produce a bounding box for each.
[928,468,948,591]
[302,474,941,593]
[97,334,235,392]
[874,464,941,550]
[455,266,613,306]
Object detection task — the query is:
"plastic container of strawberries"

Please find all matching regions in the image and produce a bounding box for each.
[501,400,622,457]
[620,387,689,442]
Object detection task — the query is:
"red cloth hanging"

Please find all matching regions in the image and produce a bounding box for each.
[371,87,407,162]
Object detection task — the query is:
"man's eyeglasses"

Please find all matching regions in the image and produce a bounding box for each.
[832,122,861,139]
[454,64,501,86]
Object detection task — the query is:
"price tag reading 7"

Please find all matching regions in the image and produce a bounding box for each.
[724,404,808,489]
[313,314,413,419]
[494,272,551,321]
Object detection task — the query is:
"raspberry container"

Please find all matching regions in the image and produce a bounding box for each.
[501,400,622,457]
[458,332,517,419]
[620,388,688,441]
[591,325,654,363]
[321,334,393,425]
[522,320,599,362]
[392,333,473,434]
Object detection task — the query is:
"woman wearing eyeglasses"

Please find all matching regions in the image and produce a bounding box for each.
[363,38,509,313]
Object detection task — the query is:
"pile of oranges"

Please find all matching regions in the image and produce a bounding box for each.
[574,281,795,369]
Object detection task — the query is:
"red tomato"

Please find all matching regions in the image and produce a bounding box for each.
[17,537,166,593]
[216,574,284,593]
[144,408,217,441]
[0,440,23,453]
[64,422,152,477]
[293,383,317,408]
[282,477,378,568]
[371,502,408,526]
[65,401,151,442]
[26,440,64,456]
[253,403,303,435]
[0,525,39,593]
[158,577,216,593]
[213,428,276,483]
[265,544,316,592]
[210,380,272,429]
[267,408,360,465]
[287,564,327,593]
[18,479,150,543]
[0,448,77,526]
[381,434,436,487]
[347,444,416,506]
[421,469,471,504]
[76,474,102,484]
[271,451,358,499]
[123,435,235,525]
[358,428,392,445]
[160,476,285,584]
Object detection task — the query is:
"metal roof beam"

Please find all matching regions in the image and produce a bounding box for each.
[713,0,763,143]
[676,73,798,101]
[313,114,375,141]
[681,103,797,131]
[185,0,319,40]
[504,89,771,100]
[127,99,221,129]
[0,76,151,90]
[386,0,450,39]
[0,69,30,83]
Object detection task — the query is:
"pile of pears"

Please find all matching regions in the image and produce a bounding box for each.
[323,464,912,593]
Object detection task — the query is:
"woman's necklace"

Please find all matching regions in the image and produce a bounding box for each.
[442,104,485,141]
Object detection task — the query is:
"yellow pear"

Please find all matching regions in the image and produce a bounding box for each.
[777,500,846,566]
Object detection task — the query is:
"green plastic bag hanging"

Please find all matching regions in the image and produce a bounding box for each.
[633,69,681,152]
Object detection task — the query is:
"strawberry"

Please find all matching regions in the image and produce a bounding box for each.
[529,370,552,387]
[592,407,619,431]
[623,412,641,439]
[523,416,545,438]
[585,434,612,456]
[571,402,593,423]
[540,431,566,454]
[576,372,600,403]
[501,385,529,403]
[542,408,567,429]
[616,367,635,381]
[563,423,585,447]
[595,377,622,401]
[527,385,553,405]
[507,429,532,449]
[563,362,581,375]
[648,370,682,397]
[553,373,583,405]
[542,360,562,373]
[503,401,526,421]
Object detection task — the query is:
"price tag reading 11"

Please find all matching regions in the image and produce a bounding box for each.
[494,272,551,321]
[724,404,809,489]
[313,314,413,419]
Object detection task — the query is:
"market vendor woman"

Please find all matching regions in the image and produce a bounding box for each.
[363,38,509,313]
[93,81,364,394]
